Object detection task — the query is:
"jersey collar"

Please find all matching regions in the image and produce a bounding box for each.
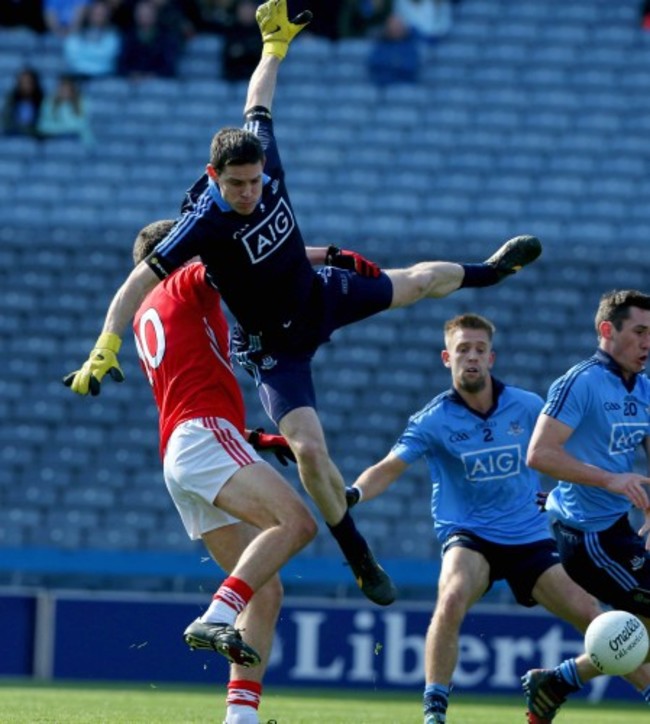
[449,376,506,419]
[594,348,638,392]
[207,175,271,212]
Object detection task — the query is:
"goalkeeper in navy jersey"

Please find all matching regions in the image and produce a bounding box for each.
[349,313,650,724]
[65,0,542,607]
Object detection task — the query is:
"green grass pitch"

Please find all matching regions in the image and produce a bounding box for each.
[0,680,647,723]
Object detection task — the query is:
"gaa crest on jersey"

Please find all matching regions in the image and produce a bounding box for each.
[507,421,525,436]
[260,355,277,370]
[630,555,645,572]
[241,197,294,263]
[608,422,648,455]
[461,444,522,481]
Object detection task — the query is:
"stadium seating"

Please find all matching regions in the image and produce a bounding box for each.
[1,0,649,599]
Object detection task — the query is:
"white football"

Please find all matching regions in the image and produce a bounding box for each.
[584,610,649,676]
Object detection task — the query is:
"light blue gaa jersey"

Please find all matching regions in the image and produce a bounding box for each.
[392,379,550,545]
[544,350,650,532]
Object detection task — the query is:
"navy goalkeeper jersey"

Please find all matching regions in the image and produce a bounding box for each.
[147,110,317,337]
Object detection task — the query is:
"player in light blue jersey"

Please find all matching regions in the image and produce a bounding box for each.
[522,289,650,722]
[347,314,650,724]
[348,313,650,724]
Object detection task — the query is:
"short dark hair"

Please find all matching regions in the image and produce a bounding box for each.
[209,127,264,172]
[444,313,496,346]
[595,289,650,335]
[132,219,176,265]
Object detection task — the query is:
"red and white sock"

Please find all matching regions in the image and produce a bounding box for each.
[200,576,254,626]
[225,679,262,723]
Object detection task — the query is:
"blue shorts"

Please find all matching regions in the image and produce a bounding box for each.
[441,530,561,607]
[553,515,650,616]
[231,267,393,424]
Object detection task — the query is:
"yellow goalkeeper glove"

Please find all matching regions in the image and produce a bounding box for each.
[63,332,125,396]
[256,0,312,59]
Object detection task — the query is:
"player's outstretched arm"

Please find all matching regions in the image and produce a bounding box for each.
[63,262,160,396]
[244,0,312,113]
[350,453,409,506]
[244,54,281,115]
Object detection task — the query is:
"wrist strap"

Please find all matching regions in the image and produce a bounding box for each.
[244,105,272,122]
[96,332,122,353]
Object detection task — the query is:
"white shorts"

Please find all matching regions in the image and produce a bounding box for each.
[163,417,263,540]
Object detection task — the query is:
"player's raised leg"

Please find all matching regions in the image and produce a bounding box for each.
[388,235,542,308]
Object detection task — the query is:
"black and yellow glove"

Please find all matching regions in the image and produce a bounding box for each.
[256,0,312,59]
[63,332,125,396]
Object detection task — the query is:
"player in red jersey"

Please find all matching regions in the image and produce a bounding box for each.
[131,220,317,724]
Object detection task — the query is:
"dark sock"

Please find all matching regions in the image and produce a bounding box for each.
[460,263,500,288]
[556,660,582,692]
[424,683,449,713]
[327,510,368,563]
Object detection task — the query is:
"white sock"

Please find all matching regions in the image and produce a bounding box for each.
[200,598,237,626]
[224,703,259,724]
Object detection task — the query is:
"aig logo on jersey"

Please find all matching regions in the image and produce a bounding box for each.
[609,422,648,455]
[461,444,522,481]
[242,198,294,263]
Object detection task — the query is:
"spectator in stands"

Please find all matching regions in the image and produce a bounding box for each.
[63,0,121,79]
[349,312,650,724]
[117,0,181,78]
[64,0,542,610]
[43,0,89,36]
[153,0,201,43]
[104,0,132,29]
[303,0,345,40]
[37,74,93,145]
[221,0,262,82]
[197,0,236,35]
[2,66,44,138]
[367,12,421,87]
[0,0,46,32]
[129,220,317,724]
[523,289,650,721]
[338,0,393,39]
[393,0,453,41]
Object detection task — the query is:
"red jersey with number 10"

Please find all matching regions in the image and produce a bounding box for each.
[133,262,245,457]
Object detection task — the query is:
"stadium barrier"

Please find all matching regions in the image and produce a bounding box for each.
[0,587,640,702]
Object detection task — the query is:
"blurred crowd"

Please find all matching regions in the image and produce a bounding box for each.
[0,0,466,142]
[0,0,462,80]
[5,0,648,144]
[0,0,461,43]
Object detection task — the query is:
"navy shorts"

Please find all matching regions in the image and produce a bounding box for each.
[553,515,650,616]
[441,530,561,607]
[231,267,393,425]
